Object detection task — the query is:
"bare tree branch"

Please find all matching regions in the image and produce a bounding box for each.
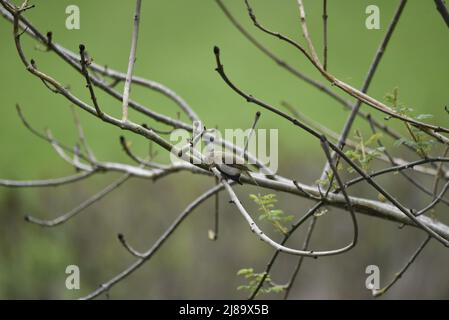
[322,0,328,71]
[372,236,431,297]
[434,0,449,27]
[25,173,132,227]
[1,0,448,299]
[81,183,227,300]
[213,46,449,246]
[320,0,408,181]
[122,0,142,122]
[0,171,95,188]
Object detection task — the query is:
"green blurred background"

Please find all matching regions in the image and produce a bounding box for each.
[0,0,448,299]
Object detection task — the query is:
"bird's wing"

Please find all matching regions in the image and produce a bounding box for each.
[230,163,252,172]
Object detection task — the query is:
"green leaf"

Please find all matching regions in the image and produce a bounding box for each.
[250,193,294,234]
[236,268,285,296]
[237,268,254,276]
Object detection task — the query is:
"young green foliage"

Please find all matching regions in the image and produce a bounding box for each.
[385,87,435,156]
[236,195,292,296]
[249,194,293,235]
[385,87,414,117]
[394,125,436,157]
[237,268,287,296]
[315,170,338,190]
[345,130,385,172]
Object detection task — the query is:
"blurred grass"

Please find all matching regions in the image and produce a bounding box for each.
[0,0,448,299]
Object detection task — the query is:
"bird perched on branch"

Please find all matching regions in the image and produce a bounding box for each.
[204,150,258,185]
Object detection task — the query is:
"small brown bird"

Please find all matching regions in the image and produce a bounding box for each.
[205,150,257,185]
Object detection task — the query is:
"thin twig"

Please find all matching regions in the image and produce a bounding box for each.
[82,183,227,300]
[16,104,90,163]
[432,146,449,196]
[367,115,449,206]
[25,173,131,227]
[322,0,328,71]
[296,0,321,65]
[215,0,350,109]
[320,0,408,181]
[218,165,357,257]
[249,202,323,299]
[122,0,142,122]
[118,233,145,258]
[244,111,261,157]
[0,171,95,188]
[70,106,96,163]
[79,44,104,118]
[434,0,449,27]
[416,180,449,217]
[342,157,449,190]
[119,135,168,170]
[372,236,431,297]
[283,216,317,299]
[209,177,220,241]
[243,0,449,144]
